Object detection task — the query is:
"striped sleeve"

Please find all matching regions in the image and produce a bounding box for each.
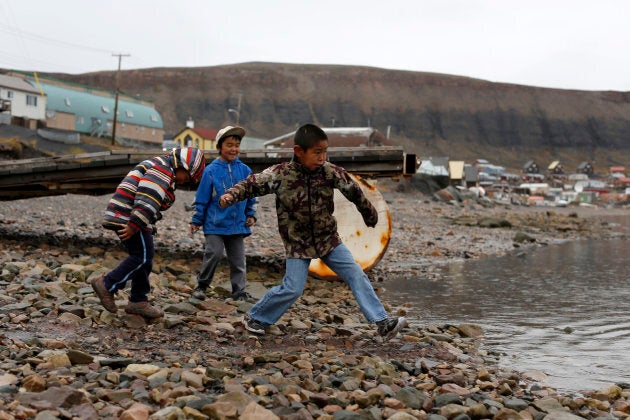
[128,166,174,231]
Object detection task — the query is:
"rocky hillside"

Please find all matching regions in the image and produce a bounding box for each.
[45,62,630,172]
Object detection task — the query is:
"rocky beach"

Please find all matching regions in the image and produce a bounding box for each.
[1,181,629,420]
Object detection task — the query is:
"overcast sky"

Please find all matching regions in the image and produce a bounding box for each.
[1,0,629,91]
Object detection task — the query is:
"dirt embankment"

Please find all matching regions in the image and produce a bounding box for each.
[46,62,630,171]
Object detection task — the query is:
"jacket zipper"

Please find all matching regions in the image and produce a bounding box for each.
[220,162,237,227]
[306,174,319,257]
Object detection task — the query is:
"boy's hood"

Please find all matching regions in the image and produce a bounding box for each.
[210,157,242,167]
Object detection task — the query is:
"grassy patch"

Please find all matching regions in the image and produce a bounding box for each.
[0,137,24,159]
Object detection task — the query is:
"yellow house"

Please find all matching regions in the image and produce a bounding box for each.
[172,127,218,151]
[448,160,465,186]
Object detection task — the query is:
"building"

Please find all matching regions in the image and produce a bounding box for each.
[172,126,218,150]
[464,164,479,188]
[448,160,465,186]
[417,157,449,176]
[4,72,164,147]
[35,77,163,146]
[548,160,564,175]
[170,118,267,151]
[577,161,594,175]
[523,160,540,174]
[609,166,629,190]
[0,73,46,129]
[609,166,626,177]
[263,127,390,148]
[171,117,217,150]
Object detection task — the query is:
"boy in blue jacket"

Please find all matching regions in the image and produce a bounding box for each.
[189,126,257,301]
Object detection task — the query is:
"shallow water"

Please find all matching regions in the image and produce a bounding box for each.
[384,214,630,393]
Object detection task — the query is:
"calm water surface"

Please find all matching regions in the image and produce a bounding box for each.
[383,214,630,393]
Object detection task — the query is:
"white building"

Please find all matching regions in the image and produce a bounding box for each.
[0,73,46,129]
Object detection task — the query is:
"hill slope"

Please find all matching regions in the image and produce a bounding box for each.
[43,62,630,171]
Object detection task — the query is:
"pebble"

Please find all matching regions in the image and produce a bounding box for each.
[0,184,628,418]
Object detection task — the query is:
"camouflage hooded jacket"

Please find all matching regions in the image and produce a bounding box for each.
[225,159,378,258]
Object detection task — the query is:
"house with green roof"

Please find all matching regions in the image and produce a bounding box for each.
[21,74,164,146]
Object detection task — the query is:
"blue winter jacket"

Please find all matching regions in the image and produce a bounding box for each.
[191,157,257,235]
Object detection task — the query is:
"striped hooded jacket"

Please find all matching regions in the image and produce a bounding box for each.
[103,147,205,233]
[224,158,378,259]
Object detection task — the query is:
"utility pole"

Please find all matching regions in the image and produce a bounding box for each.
[227,93,243,124]
[111,53,130,145]
[235,93,242,124]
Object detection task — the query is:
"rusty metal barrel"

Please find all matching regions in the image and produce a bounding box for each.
[308,174,392,279]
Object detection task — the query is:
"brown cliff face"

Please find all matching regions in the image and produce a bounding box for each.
[47,62,630,171]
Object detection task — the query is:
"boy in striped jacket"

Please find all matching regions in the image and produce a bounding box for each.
[92,147,206,319]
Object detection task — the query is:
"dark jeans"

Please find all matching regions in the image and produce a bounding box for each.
[104,229,154,302]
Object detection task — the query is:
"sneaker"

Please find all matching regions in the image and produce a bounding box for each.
[242,313,266,335]
[91,274,117,313]
[376,317,408,341]
[233,291,257,303]
[125,301,164,319]
[192,286,207,300]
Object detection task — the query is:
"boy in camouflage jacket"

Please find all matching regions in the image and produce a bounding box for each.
[219,124,406,340]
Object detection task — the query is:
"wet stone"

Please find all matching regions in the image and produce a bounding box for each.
[0,190,627,419]
[99,358,135,369]
[434,393,462,407]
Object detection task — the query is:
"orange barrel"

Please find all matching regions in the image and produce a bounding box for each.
[308,174,392,279]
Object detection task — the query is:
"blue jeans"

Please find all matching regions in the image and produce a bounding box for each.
[249,244,388,326]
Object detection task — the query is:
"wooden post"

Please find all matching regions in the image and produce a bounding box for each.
[111,53,130,145]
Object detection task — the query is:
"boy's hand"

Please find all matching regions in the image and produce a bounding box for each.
[219,193,234,208]
[189,224,201,236]
[117,225,136,241]
[245,217,256,227]
[364,213,378,228]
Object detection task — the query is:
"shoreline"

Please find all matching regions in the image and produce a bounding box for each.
[1,188,629,418]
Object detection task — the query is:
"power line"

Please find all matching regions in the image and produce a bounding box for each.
[0,25,127,73]
[0,12,120,73]
[0,2,30,62]
[0,25,114,54]
[0,50,60,67]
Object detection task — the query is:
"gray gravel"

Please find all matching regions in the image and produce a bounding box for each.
[1,181,621,277]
